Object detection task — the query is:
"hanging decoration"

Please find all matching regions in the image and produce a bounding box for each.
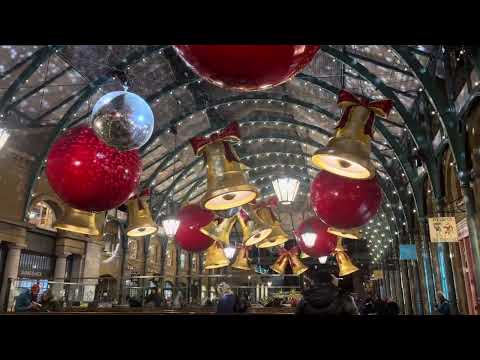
[328,227,361,240]
[255,198,289,248]
[174,45,320,91]
[91,90,155,151]
[271,246,308,275]
[204,240,230,269]
[237,204,272,246]
[231,245,251,271]
[310,170,381,231]
[294,216,337,258]
[46,125,141,212]
[53,206,100,236]
[200,215,237,245]
[126,189,158,237]
[272,177,300,205]
[190,121,258,210]
[311,89,393,180]
[175,204,215,252]
[334,237,359,276]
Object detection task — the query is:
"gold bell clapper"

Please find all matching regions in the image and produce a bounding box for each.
[204,241,230,270]
[271,253,289,274]
[289,252,308,276]
[327,226,361,240]
[231,246,251,271]
[54,206,100,236]
[126,195,158,237]
[190,121,258,210]
[200,216,237,246]
[238,205,272,246]
[311,89,393,180]
[335,237,359,276]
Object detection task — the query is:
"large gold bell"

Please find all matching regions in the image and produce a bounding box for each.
[289,254,308,276]
[54,206,100,236]
[200,216,237,246]
[335,238,359,276]
[312,106,375,179]
[327,226,361,240]
[271,255,289,274]
[201,141,258,210]
[126,197,158,237]
[238,206,272,246]
[256,207,288,248]
[231,246,251,271]
[204,241,230,270]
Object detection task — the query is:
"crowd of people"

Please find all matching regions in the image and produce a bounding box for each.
[13,275,452,316]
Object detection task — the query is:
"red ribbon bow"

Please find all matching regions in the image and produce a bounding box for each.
[277,246,300,263]
[336,89,394,137]
[189,121,241,155]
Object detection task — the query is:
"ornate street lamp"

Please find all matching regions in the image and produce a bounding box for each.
[272,177,300,205]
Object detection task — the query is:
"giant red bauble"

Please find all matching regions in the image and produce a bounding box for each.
[173,45,320,91]
[295,217,337,257]
[310,171,382,229]
[175,204,215,252]
[46,125,141,212]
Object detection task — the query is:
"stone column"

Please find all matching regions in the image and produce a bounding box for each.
[51,253,70,298]
[0,244,24,311]
[82,241,102,303]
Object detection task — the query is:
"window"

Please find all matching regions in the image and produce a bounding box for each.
[128,239,138,260]
[28,202,56,231]
[180,252,186,270]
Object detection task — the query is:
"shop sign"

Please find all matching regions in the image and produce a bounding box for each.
[428,217,458,242]
[457,218,469,239]
[399,244,417,260]
[18,270,43,277]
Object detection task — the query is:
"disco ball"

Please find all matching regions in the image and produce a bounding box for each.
[91,91,154,151]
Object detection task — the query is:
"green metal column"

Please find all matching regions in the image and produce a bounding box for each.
[400,260,413,315]
[394,261,405,314]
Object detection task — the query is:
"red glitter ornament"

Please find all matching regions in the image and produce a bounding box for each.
[175,204,215,252]
[46,125,141,212]
[310,171,382,229]
[174,45,320,91]
[295,217,337,258]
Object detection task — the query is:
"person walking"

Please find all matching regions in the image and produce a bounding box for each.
[295,271,359,316]
[434,292,450,315]
[216,282,240,314]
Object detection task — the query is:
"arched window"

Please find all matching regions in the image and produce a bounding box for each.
[28,201,56,231]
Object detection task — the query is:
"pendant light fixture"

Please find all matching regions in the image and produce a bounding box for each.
[162,126,180,238]
[272,177,300,205]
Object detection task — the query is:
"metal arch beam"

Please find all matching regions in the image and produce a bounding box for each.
[0,45,63,114]
[391,46,469,183]
[0,48,42,81]
[5,66,73,113]
[22,45,167,220]
[344,49,415,78]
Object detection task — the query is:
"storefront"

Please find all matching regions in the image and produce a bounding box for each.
[16,251,55,296]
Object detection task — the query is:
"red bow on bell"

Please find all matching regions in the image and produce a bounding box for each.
[336,89,394,136]
[189,121,241,155]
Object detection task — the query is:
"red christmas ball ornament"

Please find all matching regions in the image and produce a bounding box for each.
[46,125,141,212]
[310,171,382,229]
[295,217,337,257]
[175,204,215,252]
[173,45,320,91]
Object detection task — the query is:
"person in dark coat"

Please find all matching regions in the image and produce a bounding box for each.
[39,289,62,312]
[384,297,400,315]
[361,296,376,315]
[15,288,41,312]
[145,288,163,308]
[296,271,359,316]
[216,282,239,314]
[374,297,387,315]
[434,292,450,315]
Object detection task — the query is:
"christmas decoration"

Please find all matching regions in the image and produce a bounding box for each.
[310,170,382,229]
[231,245,251,271]
[312,89,393,179]
[238,205,272,246]
[271,247,308,275]
[200,216,237,245]
[126,191,158,237]
[255,197,288,248]
[204,241,230,269]
[91,90,154,151]
[295,216,337,258]
[174,45,320,91]
[335,238,359,276]
[53,206,100,236]
[190,121,257,210]
[46,125,141,212]
[175,204,215,252]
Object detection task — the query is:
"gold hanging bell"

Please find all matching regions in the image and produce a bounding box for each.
[204,241,230,270]
[201,141,258,210]
[327,226,361,240]
[335,238,359,276]
[200,216,237,246]
[256,208,288,248]
[126,197,158,237]
[54,206,100,236]
[289,253,308,276]
[238,205,272,246]
[271,254,289,274]
[231,246,251,271]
